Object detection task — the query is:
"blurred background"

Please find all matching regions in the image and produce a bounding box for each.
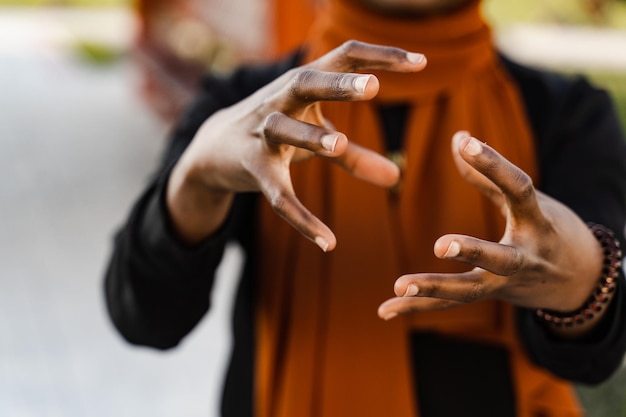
[0,0,625,416]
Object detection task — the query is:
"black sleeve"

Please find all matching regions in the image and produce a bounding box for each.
[104,172,230,349]
[511,61,626,385]
[103,55,299,349]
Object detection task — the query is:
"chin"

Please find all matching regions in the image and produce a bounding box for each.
[357,0,473,16]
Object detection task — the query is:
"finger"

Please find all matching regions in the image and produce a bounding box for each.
[312,40,427,74]
[392,270,494,304]
[262,112,399,187]
[378,296,463,320]
[276,69,380,114]
[451,131,504,209]
[458,135,543,223]
[433,234,524,276]
[257,170,337,252]
[263,112,400,188]
[334,141,401,188]
[263,111,348,156]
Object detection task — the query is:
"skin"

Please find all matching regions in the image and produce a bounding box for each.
[167,41,425,251]
[376,131,606,338]
[167,0,610,338]
[357,0,475,16]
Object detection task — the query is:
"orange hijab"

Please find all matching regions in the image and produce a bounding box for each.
[255,1,581,416]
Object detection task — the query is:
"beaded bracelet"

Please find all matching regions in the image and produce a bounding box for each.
[535,223,623,327]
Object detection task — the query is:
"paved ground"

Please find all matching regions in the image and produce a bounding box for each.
[0,7,238,417]
[0,6,625,417]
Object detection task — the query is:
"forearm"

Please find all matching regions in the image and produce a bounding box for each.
[536,222,621,340]
[166,156,235,246]
[517,225,625,383]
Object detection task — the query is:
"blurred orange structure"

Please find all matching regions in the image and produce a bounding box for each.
[133,0,316,121]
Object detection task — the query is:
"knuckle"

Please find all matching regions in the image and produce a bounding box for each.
[289,68,318,98]
[269,191,290,217]
[340,40,361,56]
[331,74,355,99]
[507,250,524,275]
[338,40,365,70]
[262,111,283,139]
[480,155,499,175]
[514,171,535,201]
[391,46,409,62]
[463,280,486,303]
[420,280,440,298]
[465,244,483,263]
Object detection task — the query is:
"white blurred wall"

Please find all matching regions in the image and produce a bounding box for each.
[0,7,237,417]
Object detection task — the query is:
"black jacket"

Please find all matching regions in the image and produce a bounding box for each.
[105,53,626,416]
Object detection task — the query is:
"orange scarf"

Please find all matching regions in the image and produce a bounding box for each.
[269,0,316,58]
[255,1,582,416]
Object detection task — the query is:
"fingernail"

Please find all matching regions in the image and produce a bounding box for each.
[403,284,419,297]
[407,52,425,64]
[464,138,482,156]
[315,236,329,252]
[383,312,398,321]
[321,134,338,152]
[444,241,461,258]
[353,75,370,94]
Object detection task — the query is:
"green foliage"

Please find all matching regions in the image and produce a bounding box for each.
[484,0,626,28]
[72,40,124,65]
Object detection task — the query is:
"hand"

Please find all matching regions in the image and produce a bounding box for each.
[378,131,605,337]
[167,41,427,248]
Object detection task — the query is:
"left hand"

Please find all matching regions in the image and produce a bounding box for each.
[378,131,604,331]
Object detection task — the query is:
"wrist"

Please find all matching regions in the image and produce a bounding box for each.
[166,160,234,245]
[535,223,622,339]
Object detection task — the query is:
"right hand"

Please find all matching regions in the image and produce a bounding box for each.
[167,40,427,250]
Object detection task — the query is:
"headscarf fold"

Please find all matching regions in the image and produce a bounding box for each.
[255,1,582,416]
